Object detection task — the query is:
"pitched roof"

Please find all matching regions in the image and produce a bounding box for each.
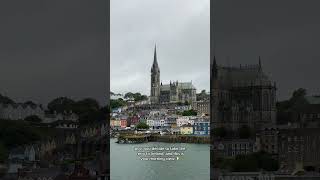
[178,82,196,90]
[217,65,272,88]
[160,82,196,91]
[160,84,170,91]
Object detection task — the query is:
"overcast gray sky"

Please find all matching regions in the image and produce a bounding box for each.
[111,0,210,96]
[213,0,320,100]
[0,1,108,106]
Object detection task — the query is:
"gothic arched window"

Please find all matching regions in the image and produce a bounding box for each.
[263,91,269,111]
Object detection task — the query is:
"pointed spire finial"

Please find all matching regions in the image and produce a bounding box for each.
[151,43,159,72]
[258,56,262,71]
[259,56,261,67]
[154,43,157,64]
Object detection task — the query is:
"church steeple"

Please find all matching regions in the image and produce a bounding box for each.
[258,56,262,71]
[150,43,160,104]
[151,44,160,73]
[212,56,218,79]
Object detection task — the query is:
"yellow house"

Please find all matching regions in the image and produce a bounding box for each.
[180,124,193,135]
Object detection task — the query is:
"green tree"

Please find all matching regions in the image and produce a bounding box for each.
[276,88,309,124]
[136,122,149,129]
[212,127,227,138]
[182,109,197,116]
[256,152,279,171]
[124,92,148,102]
[284,88,308,111]
[0,143,8,163]
[196,89,209,101]
[47,97,75,113]
[24,115,42,123]
[0,120,42,148]
[238,125,252,139]
[0,94,14,104]
[110,99,126,109]
[232,154,258,172]
[24,101,37,106]
[231,152,279,172]
[73,98,100,114]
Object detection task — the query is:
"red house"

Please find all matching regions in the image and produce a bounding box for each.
[120,119,127,128]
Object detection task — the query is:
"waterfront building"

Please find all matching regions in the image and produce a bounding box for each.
[278,128,320,172]
[164,116,177,128]
[110,119,121,128]
[0,103,44,120]
[180,124,194,135]
[114,120,121,128]
[43,110,79,124]
[213,139,254,158]
[146,119,154,129]
[176,116,195,127]
[255,127,279,155]
[192,100,210,116]
[120,119,127,129]
[51,120,79,129]
[24,146,36,162]
[211,57,277,131]
[175,105,192,111]
[193,121,210,135]
[150,45,196,104]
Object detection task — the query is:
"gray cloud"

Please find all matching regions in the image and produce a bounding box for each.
[111,0,210,95]
[213,0,320,100]
[0,1,108,106]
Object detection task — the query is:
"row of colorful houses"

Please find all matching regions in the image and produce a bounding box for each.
[110,116,210,135]
[180,121,210,135]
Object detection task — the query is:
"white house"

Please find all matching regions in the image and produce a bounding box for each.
[43,111,79,124]
[147,119,154,128]
[0,103,44,120]
[176,116,195,127]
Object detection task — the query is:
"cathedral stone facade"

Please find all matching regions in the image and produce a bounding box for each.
[211,57,277,131]
[150,45,196,104]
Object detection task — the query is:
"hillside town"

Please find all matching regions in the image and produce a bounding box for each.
[0,95,109,180]
[110,97,210,137]
[211,57,320,180]
[110,46,210,143]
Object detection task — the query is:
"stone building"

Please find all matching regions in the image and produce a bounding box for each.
[192,100,210,116]
[296,104,320,128]
[213,139,255,158]
[255,127,279,155]
[150,45,196,104]
[211,57,277,131]
[278,128,320,173]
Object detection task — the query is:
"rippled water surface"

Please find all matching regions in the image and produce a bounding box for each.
[110,138,210,180]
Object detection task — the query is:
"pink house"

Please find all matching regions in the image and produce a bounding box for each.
[120,119,127,128]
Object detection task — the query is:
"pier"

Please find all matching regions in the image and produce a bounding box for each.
[116,133,210,144]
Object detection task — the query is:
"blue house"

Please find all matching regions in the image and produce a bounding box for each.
[193,121,210,135]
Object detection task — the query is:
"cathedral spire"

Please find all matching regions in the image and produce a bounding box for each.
[258,56,262,71]
[151,44,159,72]
[212,56,218,79]
[213,56,217,68]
